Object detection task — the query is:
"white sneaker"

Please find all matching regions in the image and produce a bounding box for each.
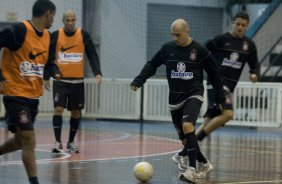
[197,160,214,178]
[179,167,200,184]
[171,153,188,171]
[52,141,63,153]
[171,152,179,164]
[67,142,80,153]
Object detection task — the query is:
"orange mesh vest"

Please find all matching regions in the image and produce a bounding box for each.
[1,20,50,98]
[56,28,85,78]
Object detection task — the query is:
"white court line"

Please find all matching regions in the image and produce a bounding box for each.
[2,134,282,184]
[36,132,131,147]
[0,133,181,165]
[219,180,282,184]
[0,149,71,165]
[2,132,282,173]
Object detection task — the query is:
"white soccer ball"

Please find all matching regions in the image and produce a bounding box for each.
[133,161,154,182]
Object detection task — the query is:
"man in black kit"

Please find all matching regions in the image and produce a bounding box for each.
[196,11,260,141]
[130,19,225,183]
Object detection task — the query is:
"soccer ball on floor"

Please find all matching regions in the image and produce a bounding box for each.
[133,161,154,183]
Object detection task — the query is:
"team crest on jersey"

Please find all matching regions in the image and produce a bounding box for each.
[171,62,193,80]
[225,96,232,104]
[189,49,197,61]
[19,111,29,124]
[242,41,249,51]
[177,62,186,72]
[54,93,59,102]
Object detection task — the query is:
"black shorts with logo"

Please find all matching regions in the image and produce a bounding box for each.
[204,87,233,118]
[170,97,203,140]
[3,96,39,133]
[53,80,85,110]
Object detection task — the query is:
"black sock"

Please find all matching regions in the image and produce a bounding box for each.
[29,176,39,184]
[185,132,198,168]
[68,117,80,143]
[53,115,63,142]
[0,150,3,155]
[197,129,208,141]
[196,145,207,163]
[178,146,187,156]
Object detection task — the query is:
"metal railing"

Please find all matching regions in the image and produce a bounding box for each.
[260,35,282,82]
[1,78,281,128]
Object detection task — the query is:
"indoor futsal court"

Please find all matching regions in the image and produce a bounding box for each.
[1,0,282,184]
[0,118,282,184]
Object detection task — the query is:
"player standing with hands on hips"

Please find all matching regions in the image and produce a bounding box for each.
[0,1,60,184]
[130,19,225,183]
[48,10,102,153]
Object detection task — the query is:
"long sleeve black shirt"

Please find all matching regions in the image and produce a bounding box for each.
[131,40,225,106]
[206,32,260,92]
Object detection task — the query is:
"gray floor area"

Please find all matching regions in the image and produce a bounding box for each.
[0,119,282,184]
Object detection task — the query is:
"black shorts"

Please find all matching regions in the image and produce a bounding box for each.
[3,96,39,133]
[53,81,85,110]
[170,97,203,140]
[204,87,233,118]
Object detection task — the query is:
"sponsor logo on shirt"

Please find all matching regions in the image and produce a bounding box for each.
[171,62,193,80]
[221,52,242,69]
[58,52,83,63]
[19,61,44,77]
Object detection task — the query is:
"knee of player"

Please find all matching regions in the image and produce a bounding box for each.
[71,110,81,119]
[222,110,234,121]
[17,131,36,148]
[54,106,64,115]
[182,122,195,133]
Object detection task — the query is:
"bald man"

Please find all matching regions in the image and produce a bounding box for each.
[130,19,225,183]
[48,10,102,153]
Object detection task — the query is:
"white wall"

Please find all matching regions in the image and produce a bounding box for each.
[100,0,225,78]
[0,0,82,32]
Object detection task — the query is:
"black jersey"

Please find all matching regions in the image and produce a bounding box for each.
[131,40,225,106]
[206,32,260,92]
[48,29,102,78]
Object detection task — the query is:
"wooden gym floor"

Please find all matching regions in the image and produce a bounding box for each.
[0,118,282,184]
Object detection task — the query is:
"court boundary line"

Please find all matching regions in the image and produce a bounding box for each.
[219,180,282,184]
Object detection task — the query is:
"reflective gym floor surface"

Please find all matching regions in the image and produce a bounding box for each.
[0,118,282,184]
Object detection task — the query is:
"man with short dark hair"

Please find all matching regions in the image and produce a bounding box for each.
[196,11,260,141]
[0,1,60,184]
